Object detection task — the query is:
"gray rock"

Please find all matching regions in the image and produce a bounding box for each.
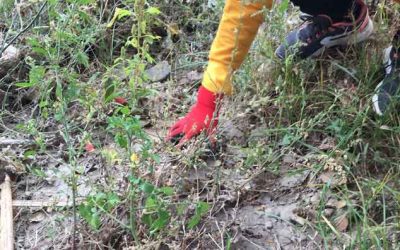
[279,171,309,188]
[146,61,171,82]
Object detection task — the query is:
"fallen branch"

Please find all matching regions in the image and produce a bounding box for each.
[0,138,34,146]
[1,175,14,250]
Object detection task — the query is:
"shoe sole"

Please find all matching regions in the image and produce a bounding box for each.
[311,17,374,57]
[372,80,384,116]
[372,46,394,116]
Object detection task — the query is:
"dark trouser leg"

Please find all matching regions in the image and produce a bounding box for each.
[394,29,400,50]
[290,0,356,21]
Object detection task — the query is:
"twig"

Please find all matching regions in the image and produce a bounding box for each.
[274,234,282,250]
[1,175,14,250]
[321,215,340,237]
[0,1,47,58]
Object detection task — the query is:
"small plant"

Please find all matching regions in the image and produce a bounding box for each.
[79,192,121,230]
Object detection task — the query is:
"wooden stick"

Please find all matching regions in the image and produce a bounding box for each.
[1,175,14,250]
[12,200,79,207]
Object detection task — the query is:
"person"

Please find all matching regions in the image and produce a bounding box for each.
[166,0,400,146]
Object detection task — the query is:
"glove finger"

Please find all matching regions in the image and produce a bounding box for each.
[176,127,199,148]
[170,133,184,145]
[165,120,185,141]
[167,125,183,138]
[176,134,190,148]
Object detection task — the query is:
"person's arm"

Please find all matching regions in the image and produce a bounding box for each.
[203,0,273,94]
[167,0,273,145]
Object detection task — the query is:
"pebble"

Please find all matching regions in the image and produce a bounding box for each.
[146,61,171,82]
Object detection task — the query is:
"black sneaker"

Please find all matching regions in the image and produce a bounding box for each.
[372,31,400,116]
[275,0,373,59]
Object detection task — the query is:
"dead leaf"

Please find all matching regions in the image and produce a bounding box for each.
[167,23,180,35]
[336,200,347,209]
[318,137,336,150]
[320,171,335,183]
[30,211,46,223]
[319,171,347,186]
[335,214,349,232]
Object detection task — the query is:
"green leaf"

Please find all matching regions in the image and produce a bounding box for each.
[78,204,91,219]
[75,51,89,67]
[177,203,188,216]
[120,106,131,115]
[278,0,289,13]
[146,7,161,15]
[15,82,34,88]
[141,182,155,194]
[145,196,157,211]
[197,201,209,215]
[107,8,132,28]
[55,80,63,100]
[89,212,101,229]
[159,187,174,196]
[31,167,46,178]
[115,134,128,148]
[78,204,101,230]
[106,193,120,209]
[24,150,37,159]
[142,214,153,226]
[187,202,209,229]
[150,210,170,233]
[281,133,294,146]
[39,100,48,108]
[187,215,201,230]
[67,0,94,5]
[32,47,48,57]
[29,65,46,86]
[104,78,116,102]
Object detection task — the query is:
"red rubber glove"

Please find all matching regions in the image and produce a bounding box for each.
[167,86,222,146]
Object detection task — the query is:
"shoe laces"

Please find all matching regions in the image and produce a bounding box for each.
[299,15,333,44]
[384,47,400,74]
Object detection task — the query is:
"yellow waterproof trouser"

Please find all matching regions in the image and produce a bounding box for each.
[202,0,273,95]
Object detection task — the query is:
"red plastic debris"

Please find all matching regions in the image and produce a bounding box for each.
[85,142,95,152]
[114,97,128,105]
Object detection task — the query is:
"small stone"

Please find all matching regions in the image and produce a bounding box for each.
[310,193,320,204]
[290,215,306,226]
[265,220,273,229]
[0,89,5,101]
[282,154,296,164]
[324,208,335,217]
[146,61,171,82]
[0,45,19,61]
[326,198,337,208]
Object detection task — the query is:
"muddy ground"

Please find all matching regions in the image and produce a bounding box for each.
[1,82,351,249]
